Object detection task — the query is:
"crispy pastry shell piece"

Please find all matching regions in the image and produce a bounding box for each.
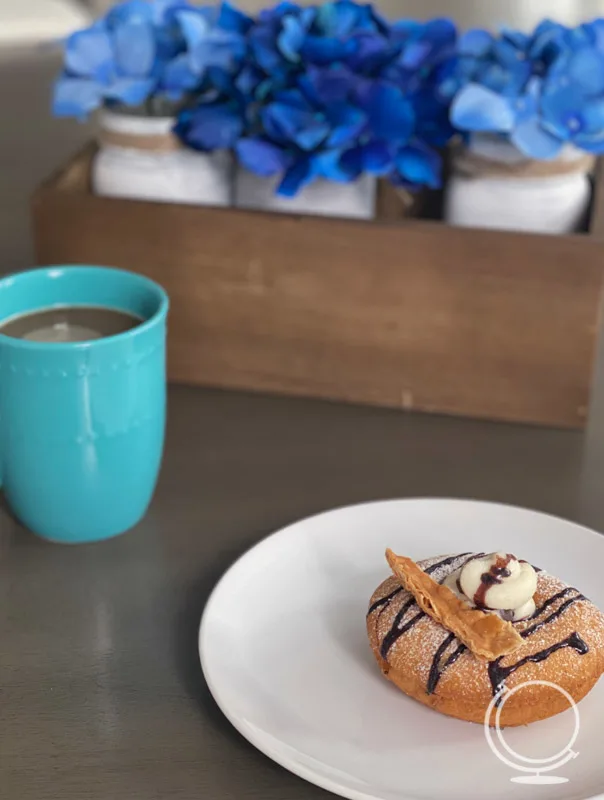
[385,549,523,660]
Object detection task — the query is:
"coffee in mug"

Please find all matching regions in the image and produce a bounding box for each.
[0,305,142,343]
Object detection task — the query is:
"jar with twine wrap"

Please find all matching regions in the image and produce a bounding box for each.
[93,110,233,207]
[444,135,595,235]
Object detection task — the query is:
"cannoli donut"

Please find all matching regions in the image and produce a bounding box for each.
[367,552,604,726]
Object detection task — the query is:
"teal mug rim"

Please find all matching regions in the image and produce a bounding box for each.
[0,265,169,351]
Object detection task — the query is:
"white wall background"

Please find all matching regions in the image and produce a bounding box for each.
[84,0,604,29]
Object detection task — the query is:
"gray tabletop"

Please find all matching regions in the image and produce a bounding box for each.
[3,381,604,799]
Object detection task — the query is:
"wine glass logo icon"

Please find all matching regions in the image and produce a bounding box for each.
[484,680,580,784]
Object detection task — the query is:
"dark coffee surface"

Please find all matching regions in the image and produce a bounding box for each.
[0,305,142,342]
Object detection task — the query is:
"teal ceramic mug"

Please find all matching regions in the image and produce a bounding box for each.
[0,266,169,543]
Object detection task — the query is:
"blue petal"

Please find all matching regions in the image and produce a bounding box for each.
[205,65,237,95]
[567,48,604,96]
[316,1,360,37]
[272,89,311,111]
[314,148,360,182]
[264,103,329,151]
[258,2,299,22]
[161,54,199,97]
[150,0,191,26]
[277,158,314,197]
[364,82,415,143]
[190,30,244,75]
[357,5,384,33]
[325,105,366,147]
[250,29,283,73]
[256,77,278,102]
[112,20,156,78]
[260,105,289,143]
[482,58,531,96]
[293,123,331,151]
[180,103,243,150]
[528,19,566,61]
[236,137,290,176]
[390,20,422,40]
[107,0,153,27]
[511,118,563,159]
[573,132,604,154]
[235,65,262,95]
[258,2,298,22]
[492,38,524,69]
[104,77,155,106]
[399,40,431,69]
[347,33,395,73]
[358,141,392,175]
[368,7,390,35]
[277,14,305,62]
[474,63,508,94]
[217,2,253,34]
[501,27,530,50]
[581,98,604,135]
[395,143,441,188]
[422,18,457,48]
[301,36,358,65]
[513,94,537,125]
[413,92,455,147]
[587,18,604,49]
[300,65,355,105]
[175,10,211,58]
[565,25,592,48]
[52,77,103,118]
[65,29,113,81]
[540,84,580,140]
[450,84,515,133]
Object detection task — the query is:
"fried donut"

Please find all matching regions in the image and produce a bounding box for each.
[367,553,604,726]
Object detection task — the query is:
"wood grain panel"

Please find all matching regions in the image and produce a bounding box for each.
[32,146,604,427]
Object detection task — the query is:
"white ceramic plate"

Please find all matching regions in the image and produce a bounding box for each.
[200,499,604,800]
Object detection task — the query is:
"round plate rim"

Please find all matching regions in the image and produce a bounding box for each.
[198,497,604,800]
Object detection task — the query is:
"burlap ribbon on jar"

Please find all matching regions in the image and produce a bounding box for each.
[98,128,182,152]
[452,143,596,179]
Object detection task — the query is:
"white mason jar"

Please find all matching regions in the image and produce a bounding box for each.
[444,135,594,235]
[235,168,376,220]
[93,110,233,206]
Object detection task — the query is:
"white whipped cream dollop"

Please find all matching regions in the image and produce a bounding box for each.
[444,552,537,622]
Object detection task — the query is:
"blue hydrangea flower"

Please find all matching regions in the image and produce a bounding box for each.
[53,0,186,118]
[235,76,367,195]
[449,18,604,159]
[247,0,392,92]
[230,2,456,195]
[235,67,443,196]
[53,0,250,120]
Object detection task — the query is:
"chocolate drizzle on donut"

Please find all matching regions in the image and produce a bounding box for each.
[522,591,586,638]
[380,601,424,658]
[427,638,466,695]
[374,553,592,699]
[367,587,403,617]
[488,633,589,702]
[473,553,515,608]
[528,587,581,620]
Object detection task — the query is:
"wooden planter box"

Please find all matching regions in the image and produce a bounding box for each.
[32,144,604,428]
